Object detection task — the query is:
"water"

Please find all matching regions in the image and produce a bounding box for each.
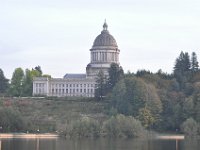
[0,138,200,150]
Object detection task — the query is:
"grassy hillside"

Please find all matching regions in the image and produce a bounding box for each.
[0,97,109,133]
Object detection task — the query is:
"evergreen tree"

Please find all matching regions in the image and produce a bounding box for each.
[174,51,191,74]
[95,70,107,100]
[136,69,152,77]
[0,68,9,94]
[174,51,191,89]
[191,52,199,73]
[107,63,124,92]
[184,52,191,72]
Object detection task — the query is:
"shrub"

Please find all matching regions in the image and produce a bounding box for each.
[68,117,101,138]
[181,118,198,137]
[0,108,25,132]
[102,114,144,138]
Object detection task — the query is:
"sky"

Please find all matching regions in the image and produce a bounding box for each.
[1,0,200,79]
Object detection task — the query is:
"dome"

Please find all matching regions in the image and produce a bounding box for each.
[92,22,118,47]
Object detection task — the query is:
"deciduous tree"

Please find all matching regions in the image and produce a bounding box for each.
[34,66,42,76]
[138,106,155,129]
[110,76,146,116]
[9,68,24,96]
[22,69,33,96]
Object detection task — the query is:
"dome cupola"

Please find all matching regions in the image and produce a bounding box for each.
[92,21,118,47]
[86,21,120,78]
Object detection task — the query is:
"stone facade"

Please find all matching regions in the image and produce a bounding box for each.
[33,21,120,97]
[86,21,120,77]
[33,77,95,97]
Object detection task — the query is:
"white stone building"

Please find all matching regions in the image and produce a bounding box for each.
[33,21,120,97]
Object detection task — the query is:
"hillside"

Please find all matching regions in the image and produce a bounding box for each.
[0,97,109,133]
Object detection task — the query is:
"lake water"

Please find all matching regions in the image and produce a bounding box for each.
[0,138,200,150]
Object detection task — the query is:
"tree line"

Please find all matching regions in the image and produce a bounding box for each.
[0,66,48,97]
[95,51,200,134]
[1,51,200,135]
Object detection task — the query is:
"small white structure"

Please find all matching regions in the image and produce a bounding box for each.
[33,21,120,97]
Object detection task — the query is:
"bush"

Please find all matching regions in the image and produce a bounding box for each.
[68,117,101,138]
[102,114,144,138]
[181,118,198,137]
[0,108,26,132]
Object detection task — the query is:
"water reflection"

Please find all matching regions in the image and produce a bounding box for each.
[36,138,39,150]
[0,138,199,150]
[176,139,178,150]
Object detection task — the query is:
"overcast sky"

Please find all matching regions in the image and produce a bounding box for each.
[1,0,200,79]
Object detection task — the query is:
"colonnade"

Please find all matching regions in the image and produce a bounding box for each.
[91,51,119,62]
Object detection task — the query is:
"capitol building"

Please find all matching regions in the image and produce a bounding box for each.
[33,21,120,97]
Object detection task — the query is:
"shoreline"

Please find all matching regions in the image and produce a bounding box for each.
[156,135,184,140]
[0,133,59,139]
[0,133,185,140]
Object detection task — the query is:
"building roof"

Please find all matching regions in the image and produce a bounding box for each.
[63,74,86,79]
[92,21,118,47]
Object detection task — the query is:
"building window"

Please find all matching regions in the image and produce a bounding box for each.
[63,84,64,87]
[70,84,72,87]
[73,89,75,93]
[84,89,86,93]
[66,89,68,93]
[76,89,79,92]
[52,89,54,93]
[80,89,82,93]
[91,89,93,93]
[62,89,65,93]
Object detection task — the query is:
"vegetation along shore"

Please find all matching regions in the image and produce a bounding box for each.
[0,51,200,138]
